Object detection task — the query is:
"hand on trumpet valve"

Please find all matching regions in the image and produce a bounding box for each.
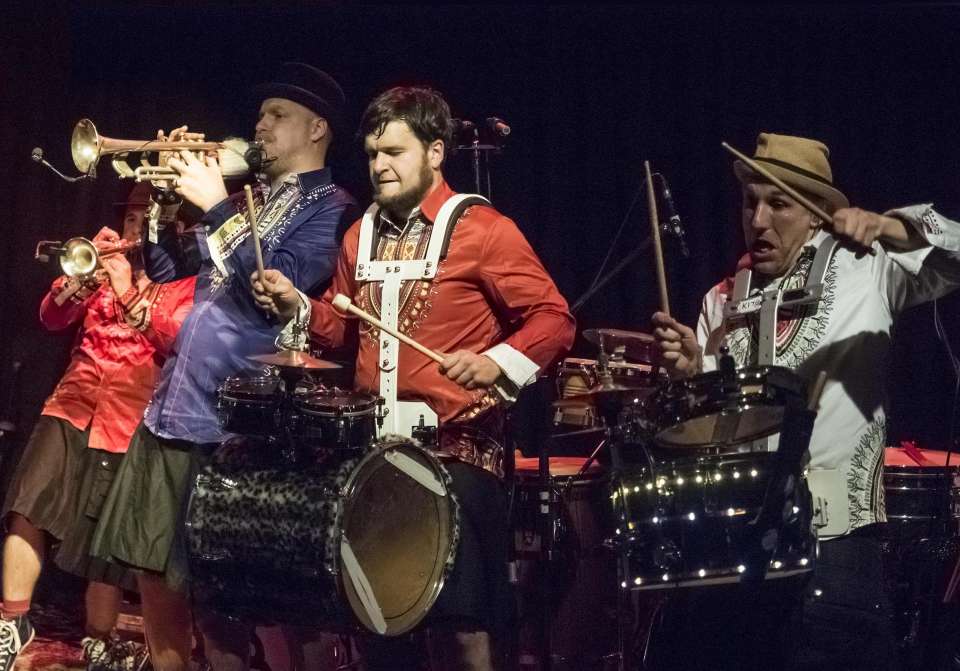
[152,126,207,190]
[250,268,300,321]
[166,149,228,213]
[100,253,133,296]
[157,126,206,144]
[92,226,121,250]
[438,350,502,390]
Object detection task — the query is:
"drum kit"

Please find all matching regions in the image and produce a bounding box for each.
[181,333,959,671]
[186,351,460,640]
[513,328,819,670]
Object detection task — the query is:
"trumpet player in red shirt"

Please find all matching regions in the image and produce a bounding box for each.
[0,184,195,671]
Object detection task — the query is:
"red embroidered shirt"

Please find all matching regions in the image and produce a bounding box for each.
[308,180,575,424]
[39,275,196,453]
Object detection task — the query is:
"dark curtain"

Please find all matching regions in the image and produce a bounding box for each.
[2,2,959,471]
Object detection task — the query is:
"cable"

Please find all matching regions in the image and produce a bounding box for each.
[585,184,644,294]
[933,298,960,466]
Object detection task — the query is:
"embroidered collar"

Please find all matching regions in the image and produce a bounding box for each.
[262,167,334,199]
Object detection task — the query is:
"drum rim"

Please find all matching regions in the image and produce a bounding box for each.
[337,441,458,636]
[294,390,378,416]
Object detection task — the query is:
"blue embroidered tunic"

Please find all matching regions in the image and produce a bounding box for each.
[142,168,355,443]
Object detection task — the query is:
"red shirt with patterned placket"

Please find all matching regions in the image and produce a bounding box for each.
[308,180,575,472]
[39,274,196,453]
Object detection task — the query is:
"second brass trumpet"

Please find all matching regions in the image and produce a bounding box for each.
[50,237,142,279]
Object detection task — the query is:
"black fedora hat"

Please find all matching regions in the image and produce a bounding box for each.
[252,62,347,139]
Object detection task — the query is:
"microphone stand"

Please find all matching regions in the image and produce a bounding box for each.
[570,238,653,314]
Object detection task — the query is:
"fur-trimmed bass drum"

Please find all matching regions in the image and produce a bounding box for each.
[185,438,460,636]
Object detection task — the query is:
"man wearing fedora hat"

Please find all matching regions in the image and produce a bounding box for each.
[89,63,357,671]
[0,182,196,671]
[649,132,960,669]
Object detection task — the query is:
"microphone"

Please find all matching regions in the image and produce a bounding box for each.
[657,173,690,258]
[31,147,90,183]
[486,117,511,137]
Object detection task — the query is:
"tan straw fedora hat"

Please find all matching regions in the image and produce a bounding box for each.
[733,132,849,213]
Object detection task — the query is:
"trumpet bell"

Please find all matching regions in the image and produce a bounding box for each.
[72,119,102,174]
[60,237,99,277]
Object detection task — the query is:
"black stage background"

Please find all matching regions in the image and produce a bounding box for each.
[1,2,960,475]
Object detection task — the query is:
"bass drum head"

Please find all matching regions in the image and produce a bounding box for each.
[339,441,458,636]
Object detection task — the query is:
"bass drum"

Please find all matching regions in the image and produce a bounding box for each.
[186,438,459,636]
[614,451,815,588]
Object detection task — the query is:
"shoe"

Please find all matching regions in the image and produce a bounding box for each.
[0,616,34,671]
[83,636,151,671]
[83,636,150,671]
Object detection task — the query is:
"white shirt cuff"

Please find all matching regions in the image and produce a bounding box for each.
[887,203,960,251]
[274,289,312,351]
[483,343,540,402]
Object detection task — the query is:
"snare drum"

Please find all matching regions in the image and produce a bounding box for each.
[290,388,379,450]
[653,366,806,449]
[187,438,459,635]
[217,375,285,436]
[614,452,815,589]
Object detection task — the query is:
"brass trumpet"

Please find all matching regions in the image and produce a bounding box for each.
[71,119,259,184]
[35,237,142,279]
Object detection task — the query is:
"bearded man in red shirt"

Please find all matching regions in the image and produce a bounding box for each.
[253,86,575,671]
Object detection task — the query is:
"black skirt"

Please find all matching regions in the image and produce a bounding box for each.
[90,421,209,593]
[426,460,513,636]
[2,415,135,589]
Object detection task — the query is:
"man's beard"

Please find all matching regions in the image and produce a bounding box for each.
[375,160,434,220]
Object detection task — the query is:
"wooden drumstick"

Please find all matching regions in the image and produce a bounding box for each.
[645,160,670,315]
[722,142,834,225]
[331,293,445,364]
[807,370,828,411]
[243,184,265,284]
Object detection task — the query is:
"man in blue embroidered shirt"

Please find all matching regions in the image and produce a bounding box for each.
[90,63,356,671]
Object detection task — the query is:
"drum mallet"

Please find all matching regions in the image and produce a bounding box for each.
[331,293,445,364]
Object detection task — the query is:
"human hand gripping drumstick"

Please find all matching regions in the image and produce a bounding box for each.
[331,294,445,364]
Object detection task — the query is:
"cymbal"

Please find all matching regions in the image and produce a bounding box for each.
[583,328,656,363]
[250,350,342,370]
[553,382,654,408]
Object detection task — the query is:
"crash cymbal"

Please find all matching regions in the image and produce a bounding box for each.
[583,328,657,363]
[250,350,343,370]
